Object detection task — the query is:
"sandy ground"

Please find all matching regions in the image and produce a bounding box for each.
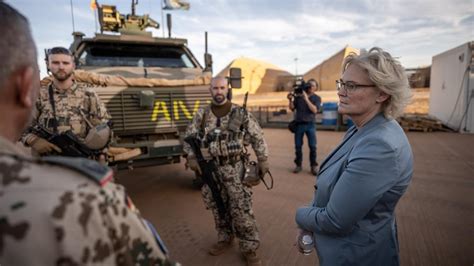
[117,129,473,266]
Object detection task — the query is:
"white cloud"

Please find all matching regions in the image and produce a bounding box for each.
[299,14,357,34]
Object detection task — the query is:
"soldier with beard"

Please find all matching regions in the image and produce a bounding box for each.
[22,47,110,157]
[184,77,269,266]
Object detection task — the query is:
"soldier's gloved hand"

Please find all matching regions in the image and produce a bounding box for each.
[258,159,269,178]
[186,155,202,175]
[30,137,62,154]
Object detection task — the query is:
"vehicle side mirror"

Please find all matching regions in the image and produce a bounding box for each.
[204,53,213,72]
[229,68,242,89]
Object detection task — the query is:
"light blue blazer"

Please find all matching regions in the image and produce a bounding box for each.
[295,113,413,266]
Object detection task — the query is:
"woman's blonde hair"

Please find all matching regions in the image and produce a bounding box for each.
[342,47,412,119]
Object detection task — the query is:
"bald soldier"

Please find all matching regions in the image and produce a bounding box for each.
[184,77,269,266]
[0,3,176,265]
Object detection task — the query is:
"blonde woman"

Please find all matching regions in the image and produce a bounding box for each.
[295,47,413,266]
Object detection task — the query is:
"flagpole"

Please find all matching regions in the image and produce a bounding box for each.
[70,0,76,32]
[94,10,98,33]
[161,0,165,37]
[89,0,99,33]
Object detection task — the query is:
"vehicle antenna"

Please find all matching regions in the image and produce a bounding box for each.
[69,0,76,32]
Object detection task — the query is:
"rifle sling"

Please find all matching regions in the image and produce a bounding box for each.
[47,84,59,134]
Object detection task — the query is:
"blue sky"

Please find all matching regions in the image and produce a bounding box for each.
[6,0,474,77]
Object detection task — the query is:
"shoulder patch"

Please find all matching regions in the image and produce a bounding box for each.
[41,156,113,186]
[83,86,97,95]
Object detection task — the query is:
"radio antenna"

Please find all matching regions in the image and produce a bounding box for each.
[69,0,76,32]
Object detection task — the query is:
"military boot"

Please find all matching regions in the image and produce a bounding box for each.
[311,165,318,176]
[243,251,262,266]
[293,165,302,173]
[208,238,234,256]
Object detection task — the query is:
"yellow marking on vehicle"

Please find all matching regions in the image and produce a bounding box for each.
[173,101,180,120]
[151,100,211,121]
[179,100,200,119]
[151,101,171,121]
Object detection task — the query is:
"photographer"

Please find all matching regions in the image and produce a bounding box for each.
[288,79,321,175]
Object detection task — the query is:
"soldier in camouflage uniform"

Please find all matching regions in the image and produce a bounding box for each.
[0,3,176,265]
[22,46,110,157]
[184,77,269,266]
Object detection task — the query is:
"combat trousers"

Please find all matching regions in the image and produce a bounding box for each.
[201,161,260,253]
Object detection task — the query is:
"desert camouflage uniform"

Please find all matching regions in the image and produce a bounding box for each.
[183,103,268,253]
[0,136,176,265]
[22,81,110,145]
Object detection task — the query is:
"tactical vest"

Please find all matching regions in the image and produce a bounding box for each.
[199,104,247,162]
[37,83,99,139]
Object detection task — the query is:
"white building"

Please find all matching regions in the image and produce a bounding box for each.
[429,42,474,133]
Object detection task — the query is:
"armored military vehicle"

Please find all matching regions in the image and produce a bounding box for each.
[69,2,214,170]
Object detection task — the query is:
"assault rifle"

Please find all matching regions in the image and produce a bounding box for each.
[184,135,228,221]
[30,125,102,158]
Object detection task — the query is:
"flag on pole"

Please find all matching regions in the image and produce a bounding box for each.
[163,0,190,10]
[90,0,98,10]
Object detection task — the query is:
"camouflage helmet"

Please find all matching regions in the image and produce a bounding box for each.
[84,123,111,149]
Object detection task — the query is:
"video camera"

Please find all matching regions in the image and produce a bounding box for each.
[293,79,312,95]
[287,78,312,99]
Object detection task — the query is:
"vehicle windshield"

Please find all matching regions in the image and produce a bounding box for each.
[77,43,196,68]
